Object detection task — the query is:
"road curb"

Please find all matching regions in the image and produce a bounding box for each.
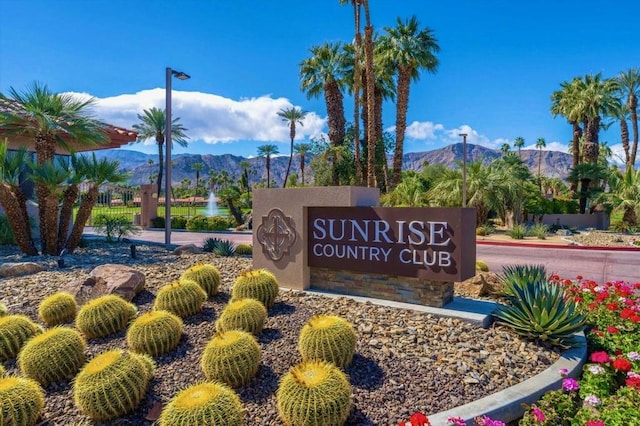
[477,240,640,251]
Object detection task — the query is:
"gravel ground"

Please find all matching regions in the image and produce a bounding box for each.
[569,230,640,247]
[0,240,562,425]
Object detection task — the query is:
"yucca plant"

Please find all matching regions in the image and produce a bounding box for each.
[507,223,529,239]
[493,279,586,348]
[501,264,548,298]
[213,239,236,257]
[203,237,223,253]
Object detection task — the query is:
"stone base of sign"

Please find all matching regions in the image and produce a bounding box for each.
[310,267,454,308]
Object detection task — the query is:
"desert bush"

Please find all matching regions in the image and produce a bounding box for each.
[93,214,139,242]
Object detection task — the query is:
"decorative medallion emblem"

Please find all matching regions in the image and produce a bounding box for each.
[256,208,297,261]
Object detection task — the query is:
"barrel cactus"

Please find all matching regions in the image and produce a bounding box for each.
[154,279,207,318]
[73,349,155,421]
[201,330,261,388]
[231,269,279,308]
[298,315,357,369]
[159,382,244,426]
[0,314,42,361]
[234,243,253,256]
[75,294,137,339]
[0,364,5,378]
[0,376,45,426]
[216,298,267,335]
[181,264,221,297]
[18,326,86,385]
[127,310,183,357]
[38,292,77,327]
[0,301,8,317]
[277,360,352,426]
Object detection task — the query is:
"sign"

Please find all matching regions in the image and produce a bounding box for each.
[307,207,476,281]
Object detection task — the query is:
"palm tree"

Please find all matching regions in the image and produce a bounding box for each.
[361,0,376,188]
[277,107,307,188]
[57,154,86,252]
[606,167,640,226]
[300,42,348,185]
[0,144,38,255]
[217,185,244,227]
[380,16,440,188]
[66,153,128,252]
[610,99,631,167]
[616,68,640,168]
[0,82,108,255]
[132,107,188,198]
[551,78,586,174]
[580,73,618,164]
[294,142,312,185]
[191,162,204,196]
[257,144,279,188]
[238,160,251,194]
[500,143,511,156]
[535,137,546,189]
[513,137,525,158]
[567,162,608,214]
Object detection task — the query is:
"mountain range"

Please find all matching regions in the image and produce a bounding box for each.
[90,143,573,188]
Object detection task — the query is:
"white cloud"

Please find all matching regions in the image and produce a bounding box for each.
[396,121,444,139]
[65,88,326,146]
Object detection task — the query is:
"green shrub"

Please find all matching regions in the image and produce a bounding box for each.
[151,216,165,228]
[171,215,188,229]
[0,215,15,245]
[475,222,495,236]
[298,315,357,369]
[0,376,45,426]
[75,295,137,339]
[493,279,586,348]
[201,330,261,388]
[507,223,529,239]
[277,360,352,426]
[213,239,236,257]
[186,215,210,231]
[530,223,549,239]
[18,326,86,385]
[475,260,489,272]
[38,292,77,327]
[126,310,183,357]
[0,315,43,361]
[159,382,243,426]
[216,298,267,335]
[73,349,155,421]
[235,243,252,256]
[154,280,207,318]
[232,269,279,309]
[501,264,548,297]
[208,215,233,231]
[181,264,221,297]
[93,213,139,242]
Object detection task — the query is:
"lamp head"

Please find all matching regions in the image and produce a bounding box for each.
[172,70,190,80]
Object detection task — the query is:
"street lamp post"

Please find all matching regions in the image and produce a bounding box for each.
[165,67,190,248]
[459,133,468,208]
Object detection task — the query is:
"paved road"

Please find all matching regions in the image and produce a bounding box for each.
[84,229,639,284]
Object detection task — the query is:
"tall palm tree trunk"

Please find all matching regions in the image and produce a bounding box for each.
[0,184,38,255]
[266,156,271,188]
[57,185,79,253]
[621,118,631,167]
[363,0,376,188]
[34,134,56,253]
[324,81,346,186]
[570,122,582,193]
[352,3,363,185]
[538,149,542,191]
[300,154,306,185]
[392,69,411,188]
[630,95,638,167]
[283,124,295,188]
[66,187,99,253]
[583,117,601,164]
[374,87,387,191]
[43,192,59,255]
[156,142,164,199]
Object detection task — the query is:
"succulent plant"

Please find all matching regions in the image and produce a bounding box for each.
[0,364,5,378]
[0,376,46,426]
[75,294,137,339]
[234,243,253,256]
[493,279,586,348]
[216,298,267,335]
[475,259,489,272]
[159,382,244,426]
[0,301,8,317]
[154,279,207,318]
[277,360,352,426]
[0,314,43,361]
[232,269,279,309]
[203,237,223,253]
[126,310,183,357]
[201,330,261,388]
[181,263,221,297]
[18,326,86,385]
[298,315,357,369]
[38,292,77,326]
[501,264,548,297]
[213,239,237,257]
[73,349,155,421]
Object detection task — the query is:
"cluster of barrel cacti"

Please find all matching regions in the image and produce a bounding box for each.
[180,263,221,297]
[298,314,358,368]
[0,375,46,426]
[201,330,261,388]
[216,298,267,335]
[234,243,253,256]
[232,269,279,308]
[75,295,137,339]
[0,301,8,317]
[154,279,207,318]
[126,310,183,357]
[159,382,243,426]
[0,314,43,361]
[38,292,77,327]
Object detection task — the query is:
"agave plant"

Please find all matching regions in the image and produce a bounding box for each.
[202,237,223,253]
[493,280,586,348]
[501,264,548,297]
[213,239,236,257]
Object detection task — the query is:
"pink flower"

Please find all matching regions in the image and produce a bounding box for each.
[586,421,605,426]
[558,368,569,377]
[531,406,546,422]
[446,417,466,426]
[562,378,579,392]
[590,351,611,363]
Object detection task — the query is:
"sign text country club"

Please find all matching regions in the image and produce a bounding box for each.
[307,207,476,281]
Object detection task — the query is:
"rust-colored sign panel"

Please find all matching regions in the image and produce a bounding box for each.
[307,207,476,281]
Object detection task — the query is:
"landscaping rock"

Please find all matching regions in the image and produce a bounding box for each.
[62,264,145,304]
[455,272,503,298]
[173,244,202,255]
[0,262,43,278]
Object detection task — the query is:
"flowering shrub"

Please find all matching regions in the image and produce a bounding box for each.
[520,276,640,425]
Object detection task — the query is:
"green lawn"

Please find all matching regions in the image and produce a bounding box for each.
[74,205,231,224]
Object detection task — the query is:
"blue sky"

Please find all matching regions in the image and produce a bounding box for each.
[1,0,638,161]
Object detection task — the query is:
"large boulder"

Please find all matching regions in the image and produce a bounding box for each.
[62,264,145,304]
[173,244,202,255]
[0,262,44,278]
[455,272,503,299]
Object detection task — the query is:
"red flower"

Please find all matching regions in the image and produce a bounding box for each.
[551,274,560,281]
[573,296,583,303]
[595,291,609,302]
[612,358,632,372]
[626,376,640,390]
[630,315,640,323]
[606,326,619,334]
[586,421,605,426]
[408,412,430,426]
[606,302,619,311]
[588,302,598,310]
[621,308,635,319]
[576,275,583,280]
[590,351,611,363]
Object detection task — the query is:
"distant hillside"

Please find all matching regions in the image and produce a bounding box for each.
[90,143,573,187]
